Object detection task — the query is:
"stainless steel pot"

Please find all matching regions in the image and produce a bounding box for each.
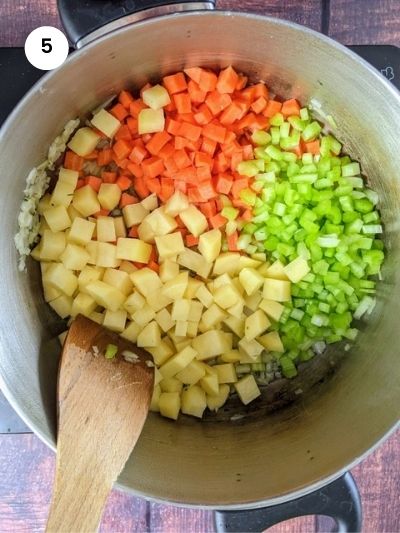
[0,1,399,530]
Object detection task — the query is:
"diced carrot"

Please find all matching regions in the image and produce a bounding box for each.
[133,176,150,199]
[251,96,268,114]
[178,121,202,142]
[219,102,245,125]
[128,226,139,238]
[242,144,254,160]
[197,181,217,200]
[174,149,192,170]
[133,261,145,269]
[253,83,269,99]
[205,91,232,115]
[119,90,135,109]
[231,178,249,198]
[93,209,110,218]
[145,131,171,156]
[120,193,138,208]
[102,171,117,183]
[115,125,132,142]
[198,69,218,92]
[113,139,132,160]
[227,231,239,251]
[231,151,244,171]
[110,103,128,121]
[75,179,85,190]
[149,246,158,263]
[240,209,253,221]
[163,72,187,95]
[210,213,227,229]
[216,66,239,94]
[127,162,144,179]
[184,67,202,84]
[201,137,217,156]
[164,157,178,174]
[146,178,161,195]
[186,234,199,247]
[173,166,197,184]
[199,201,217,218]
[129,99,147,117]
[84,150,98,161]
[281,98,301,117]
[126,117,138,135]
[174,136,190,150]
[240,87,256,103]
[97,148,113,167]
[197,166,212,182]
[187,80,207,103]
[148,260,160,273]
[305,140,320,154]
[264,100,283,117]
[159,178,175,202]
[116,175,132,191]
[166,118,182,136]
[202,122,227,143]
[175,181,187,193]
[236,75,248,91]
[194,104,213,125]
[173,92,192,114]
[158,142,175,160]
[215,173,233,194]
[213,152,230,173]
[187,187,205,203]
[113,157,129,170]
[164,100,177,113]
[129,145,148,164]
[85,175,102,192]
[141,157,165,178]
[64,151,84,171]
[232,198,249,209]
[236,112,257,130]
[195,152,213,168]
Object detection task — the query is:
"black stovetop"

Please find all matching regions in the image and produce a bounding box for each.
[0,45,398,433]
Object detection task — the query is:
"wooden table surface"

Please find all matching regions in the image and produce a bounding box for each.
[1,1,399,532]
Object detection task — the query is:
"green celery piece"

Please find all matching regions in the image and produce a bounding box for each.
[251,130,272,145]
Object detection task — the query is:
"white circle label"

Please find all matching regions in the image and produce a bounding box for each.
[24,26,69,71]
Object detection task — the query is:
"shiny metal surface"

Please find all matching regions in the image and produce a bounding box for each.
[76,2,215,48]
[0,11,399,508]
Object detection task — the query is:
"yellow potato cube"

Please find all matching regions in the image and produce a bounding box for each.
[42,281,61,303]
[258,331,284,353]
[259,299,284,321]
[238,256,262,269]
[40,230,66,261]
[103,309,127,333]
[214,363,237,384]
[214,284,240,309]
[146,290,173,312]
[195,284,213,308]
[159,391,180,420]
[175,320,188,337]
[119,260,137,274]
[137,219,155,243]
[73,185,101,217]
[121,321,141,343]
[213,273,232,290]
[150,385,161,412]
[223,315,245,338]
[137,321,161,347]
[131,304,156,327]
[156,308,175,332]
[131,268,162,297]
[164,191,189,217]
[46,263,78,297]
[179,205,208,237]
[234,375,261,405]
[85,280,126,311]
[181,385,207,418]
[51,169,78,207]
[49,294,73,319]
[67,205,81,222]
[171,299,191,321]
[138,108,165,135]
[188,301,203,322]
[200,304,227,330]
[43,205,71,232]
[68,217,95,245]
[238,338,264,360]
[89,311,104,325]
[160,378,183,393]
[200,373,219,396]
[142,84,171,110]
[257,262,272,276]
[245,310,271,341]
[146,207,178,236]
[159,345,198,379]
[98,183,121,211]
[122,203,149,228]
[155,232,185,259]
[60,243,90,271]
[38,193,52,214]
[162,271,188,300]
[103,268,132,295]
[198,229,222,263]
[78,265,104,292]
[244,291,263,312]
[184,278,202,300]
[283,256,310,283]
[177,248,212,279]
[113,216,127,238]
[220,350,241,363]
[263,279,291,302]
[265,260,289,281]
[176,360,206,385]
[239,267,264,296]
[159,259,179,282]
[91,108,121,138]
[186,321,199,338]
[59,167,79,186]
[141,193,158,211]
[147,339,174,366]
[193,330,233,360]
[124,291,146,313]
[68,127,100,156]
[207,384,230,412]
[96,242,120,268]
[71,292,97,318]
[169,335,191,353]
[213,252,240,276]
[116,237,152,263]
[96,216,116,242]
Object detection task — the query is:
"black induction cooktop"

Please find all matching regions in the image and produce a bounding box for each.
[0,44,399,433]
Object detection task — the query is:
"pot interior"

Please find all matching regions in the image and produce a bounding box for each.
[0,12,399,507]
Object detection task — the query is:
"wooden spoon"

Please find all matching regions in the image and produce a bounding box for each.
[46,314,154,533]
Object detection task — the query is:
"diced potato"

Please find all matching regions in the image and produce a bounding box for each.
[147,339,174,366]
[42,282,61,303]
[91,109,121,138]
[98,183,121,211]
[68,127,100,157]
[175,320,188,337]
[180,205,208,237]
[198,229,222,263]
[159,259,179,282]
[228,301,245,319]
[238,256,262,270]
[245,310,271,341]
[171,299,191,321]
[145,207,178,236]
[142,84,171,110]
[103,309,127,332]
[263,279,291,302]
[49,294,73,318]
[68,217,95,245]
[51,169,78,207]
[176,360,206,385]
[188,301,203,322]
[178,248,212,279]
[257,262,272,276]
[220,349,241,363]
[258,331,285,353]
[265,260,289,281]
[131,268,162,297]
[96,242,121,268]
[60,243,90,271]
[121,321,141,342]
[214,284,240,309]
[43,205,71,232]
[168,332,191,352]
[231,277,245,296]
[200,373,219,396]
[146,290,172,312]
[103,268,132,295]
[89,311,104,325]
[73,185,101,217]
[156,308,175,332]
[200,304,227,330]
[138,108,165,135]
[181,385,207,418]
[71,292,97,318]
[113,216,127,238]
[234,375,261,405]
[160,378,183,393]
[85,280,126,311]
[141,193,158,211]
[283,257,310,283]
[78,266,104,292]
[214,363,237,384]
[244,291,262,312]
[162,271,188,300]
[155,232,185,259]
[183,279,201,300]
[154,367,163,387]
[124,291,146,313]
[193,330,233,360]
[122,203,149,227]
[207,384,230,412]
[252,252,267,262]
[38,219,50,236]
[259,299,284,321]
[67,204,81,222]
[223,315,245,338]
[238,337,264,359]
[137,321,161,347]
[159,345,198,379]
[239,267,264,296]
[195,284,213,308]
[137,219,155,243]
[38,193,52,215]
[45,263,78,296]
[86,241,98,265]
[116,237,152,263]
[164,191,189,217]
[96,216,116,242]
[131,304,156,327]
[159,391,180,420]
[40,230,66,261]
[119,260,137,274]
[213,252,240,276]
[150,385,161,412]
[186,321,199,338]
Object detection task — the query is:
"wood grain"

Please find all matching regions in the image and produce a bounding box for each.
[328,0,400,46]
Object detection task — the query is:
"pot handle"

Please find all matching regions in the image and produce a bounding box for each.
[214,472,362,532]
[57,0,215,48]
